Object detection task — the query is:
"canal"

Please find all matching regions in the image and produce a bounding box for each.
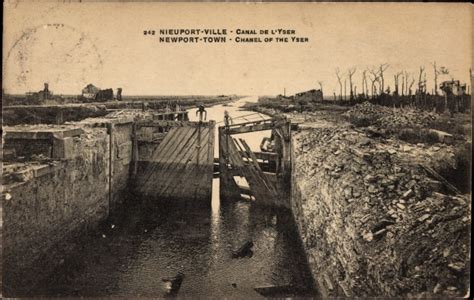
[29,96,316,298]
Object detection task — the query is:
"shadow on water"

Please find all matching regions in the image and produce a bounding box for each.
[28,191,316,298]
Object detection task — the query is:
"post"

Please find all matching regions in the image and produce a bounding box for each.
[107,123,115,212]
[131,122,139,179]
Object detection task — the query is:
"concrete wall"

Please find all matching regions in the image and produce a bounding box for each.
[110,121,134,208]
[2,127,110,295]
[2,117,135,296]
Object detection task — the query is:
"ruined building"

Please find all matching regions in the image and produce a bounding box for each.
[117,88,123,100]
[82,83,101,100]
[81,84,114,102]
[294,89,324,103]
[26,83,53,103]
[440,80,467,96]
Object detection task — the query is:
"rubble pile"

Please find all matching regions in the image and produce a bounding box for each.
[292,127,470,297]
[345,102,438,130]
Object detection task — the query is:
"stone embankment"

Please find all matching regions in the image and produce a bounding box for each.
[290,104,471,297]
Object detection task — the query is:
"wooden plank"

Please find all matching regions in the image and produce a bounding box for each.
[153,126,192,163]
[138,126,193,193]
[159,127,209,198]
[144,128,200,195]
[147,128,203,197]
[239,138,279,198]
[233,138,271,204]
[158,125,212,199]
[225,122,275,135]
[161,127,196,164]
[225,119,273,129]
[136,127,184,189]
[166,125,213,200]
[218,127,242,201]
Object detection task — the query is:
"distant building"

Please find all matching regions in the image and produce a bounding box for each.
[82,84,101,100]
[26,83,53,102]
[440,80,466,96]
[116,88,122,100]
[81,84,114,101]
[96,88,114,101]
[294,89,324,102]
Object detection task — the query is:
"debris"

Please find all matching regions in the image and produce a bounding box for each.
[401,189,414,199]
[447,262,464,272]
[433,283,443,294]
[417,214,430,222]
[419,164,461,195]
[162,272,185,296]
[362,231,373,242]
[232,241,254,258]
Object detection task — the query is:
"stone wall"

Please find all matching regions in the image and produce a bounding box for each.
[110,121,134,208]
[2,127,110,295]
[2,104,108,125]
[2,117,136,296]
[290,126,470,298]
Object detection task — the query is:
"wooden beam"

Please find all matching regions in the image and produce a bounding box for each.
[225,122,276,134]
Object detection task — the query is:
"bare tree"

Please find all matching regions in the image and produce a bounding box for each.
[418,66,425,94]
[361,70,368,98]
[378,63,390,94]
[368,69,379,98]
[335,68,343,100]
[394,72,402,95]
[344,78,347,101]
[408,77,415,95]
[318,81,323,94]
[348,67,356,100]
[404,71,409,96]
[432,62,439,95]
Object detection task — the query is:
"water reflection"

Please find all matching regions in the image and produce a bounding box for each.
[30,195,314,298]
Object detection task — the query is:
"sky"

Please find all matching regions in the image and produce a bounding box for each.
[3,2,472,96]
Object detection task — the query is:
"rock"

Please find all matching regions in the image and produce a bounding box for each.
[364,174,377,183]
[443,248,450,257]
[362,231,373,242]
[417,214,430,222]
[344,187,353,199]
[396,203,406,210]
[401,189,414,199]
[368,185,377,194]
[433,283,443,294]
[448,262,464,272]
[373,228,387,239]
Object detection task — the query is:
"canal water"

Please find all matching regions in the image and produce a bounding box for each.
[30,96,316,298]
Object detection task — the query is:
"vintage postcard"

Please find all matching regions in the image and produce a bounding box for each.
[1,1,472,298]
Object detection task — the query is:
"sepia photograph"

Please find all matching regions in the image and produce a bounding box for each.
[1,1,472,298]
